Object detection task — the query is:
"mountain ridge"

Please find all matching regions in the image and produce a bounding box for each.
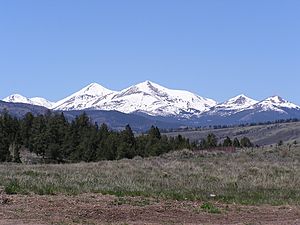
[2,81,300,125]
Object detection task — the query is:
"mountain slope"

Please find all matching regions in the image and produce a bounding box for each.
[63,110,183,132]
[0,100,50,117]
[166,121,300,146]
[0,100,182,131]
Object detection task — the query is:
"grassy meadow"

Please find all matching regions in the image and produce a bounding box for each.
[1,144,300,205]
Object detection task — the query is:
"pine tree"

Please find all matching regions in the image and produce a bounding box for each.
[62,120,79,161]
[29,115,47,158]
[223,136,232,147]
[240,137,253,148]
[117,125,136,159]
[199,138,207,149]
[148,126,161,139]
[233,138,241,148]
[0,111,21,162]
[20,112,34,147]
[69,113,93,161]
[0,112,11,162]
[97,132,118,160]
[206,133,218,148]
[44,113,68,161]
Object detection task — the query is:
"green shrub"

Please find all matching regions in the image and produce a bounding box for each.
[200,202,221,214]
[4,179,22,195]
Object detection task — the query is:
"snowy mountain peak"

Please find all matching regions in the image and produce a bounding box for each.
[105,80,217,116]
[224,94,258,106]
[255,95,300,111]
[114,80,169,100]
[140,80,162,87]
[3,94,54,108]
[5,82,299,120]
[3,94,29,103]
[264,95,286,104]
[133,80,168,94]
[140,80,154,87]
[30,97,54,109]
[76,82,114,96]
[52,83,116,111]
[206,94,258,116]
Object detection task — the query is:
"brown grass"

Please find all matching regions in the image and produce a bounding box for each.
[1,145,300,205]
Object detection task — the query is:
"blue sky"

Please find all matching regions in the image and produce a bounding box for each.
[0,0,299,104]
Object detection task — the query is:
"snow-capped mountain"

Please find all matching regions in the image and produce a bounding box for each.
[249,96,300,113]
[198,95,300,125]
[30,97,55,109]
[52,83,116,111]
[3,82,300,126]
[3,94,32,105]
[3,94,54,108]
[207,94,259,116]
[89,80,217,116]
[52,81,217,117]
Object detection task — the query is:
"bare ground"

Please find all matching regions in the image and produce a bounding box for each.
[1,193,300,225]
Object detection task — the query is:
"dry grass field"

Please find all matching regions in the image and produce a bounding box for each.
[1,144,300,224]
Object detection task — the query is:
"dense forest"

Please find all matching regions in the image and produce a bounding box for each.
[0,110,190,163]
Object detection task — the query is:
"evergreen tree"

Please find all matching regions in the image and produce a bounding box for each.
[0,112,13,161]
[199,138,206,149]
[62,120,79,161]
[206,133,218,148]
[29,115,47,157]
[97,132,118,160]
[117,125,136,159]
[223,136,232,147]
[240,137,253,148]
[20,112,34,147]
[44,113,68,161]
[233,138,241,148]
[148,126,161,140]
[95,123,111,160]
[69,113,93,161]
[136,134,150,157]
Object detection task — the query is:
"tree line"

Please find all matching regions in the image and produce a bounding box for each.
[193,133,253,149]
[0,111,190,163]
[163,118,300,133]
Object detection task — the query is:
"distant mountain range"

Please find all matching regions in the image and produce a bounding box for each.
[2,81,300,130]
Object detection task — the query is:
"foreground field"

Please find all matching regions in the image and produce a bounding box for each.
[1,193,300,225]
[1,145,300,224]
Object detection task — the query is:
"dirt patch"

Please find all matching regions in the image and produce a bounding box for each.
[0,193,300,225]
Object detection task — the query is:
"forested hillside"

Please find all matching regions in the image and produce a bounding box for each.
[0,110,190,163]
